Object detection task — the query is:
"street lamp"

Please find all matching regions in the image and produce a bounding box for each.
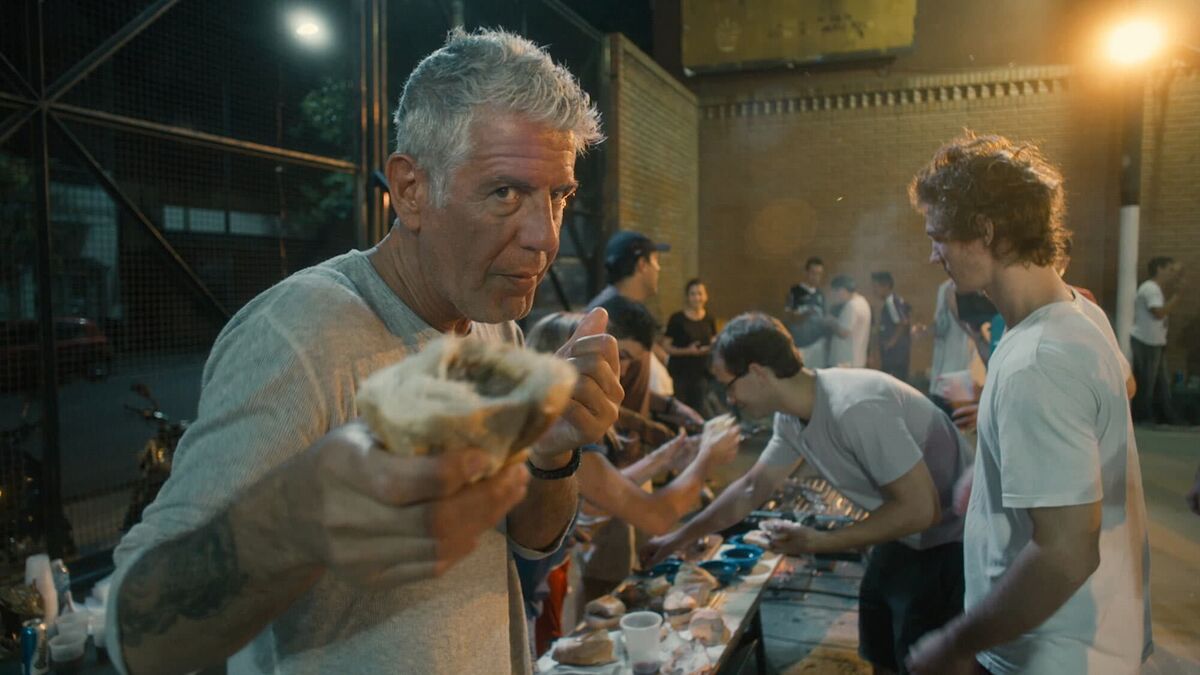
[1104,18,1167,67]
[1102,16,1167,357]
[287,10,329,48]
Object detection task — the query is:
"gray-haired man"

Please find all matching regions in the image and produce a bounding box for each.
[108,30,621,675]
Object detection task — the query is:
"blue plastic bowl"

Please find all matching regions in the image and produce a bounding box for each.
[698,559,739,586]
[645,559,682,582]
[719,545,763,573]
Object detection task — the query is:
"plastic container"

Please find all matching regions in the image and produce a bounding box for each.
[620,611,663,673]
[719,545,763,573]
[698,560,739,586]
[48,632,86,668]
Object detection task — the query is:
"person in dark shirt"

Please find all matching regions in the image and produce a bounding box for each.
[785,256,830,367]
[663,278,718,415]
[872,271,913,382]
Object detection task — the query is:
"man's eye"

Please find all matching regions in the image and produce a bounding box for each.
[493,187,519,203]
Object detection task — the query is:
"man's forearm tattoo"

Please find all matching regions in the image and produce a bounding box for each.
[119,513,249,647]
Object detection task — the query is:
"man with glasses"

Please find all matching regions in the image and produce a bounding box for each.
[642,312,971,675]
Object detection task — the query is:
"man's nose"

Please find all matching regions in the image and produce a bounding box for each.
[518,193,559,253]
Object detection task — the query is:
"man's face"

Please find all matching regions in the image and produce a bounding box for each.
[616,338,647,378]
[925,212,993,294]
[830,287,850,305]
[409,111,578,323]
[805,264,824,287]
[871,282,889,301]
[712,355,766,418]
[637,252,661,296]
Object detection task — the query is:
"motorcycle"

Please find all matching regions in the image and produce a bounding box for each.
[0,402,76,563]
[121,384,188,532]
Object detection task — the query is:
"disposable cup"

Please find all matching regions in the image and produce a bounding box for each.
[49,632,87,664]
[55,611,89,636]
[620,611,663,672]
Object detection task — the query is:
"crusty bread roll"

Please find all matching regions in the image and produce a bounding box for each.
[663,590,698,615]
[688,608,730,646]
[667,609,695,630]
[585,594,626,619]
[662,637,713,674]
[584,613,621,631]
[673,563,718,594]
[552,629,615,666]
[742,529,772,549]
[357,336,577,477]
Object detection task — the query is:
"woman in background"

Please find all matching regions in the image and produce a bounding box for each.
[663,279,718,416]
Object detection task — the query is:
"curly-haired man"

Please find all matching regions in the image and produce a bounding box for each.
[905,133,1151,675]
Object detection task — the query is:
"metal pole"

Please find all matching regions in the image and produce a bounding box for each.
[30,0,65,559]
[1114,78,1144,358]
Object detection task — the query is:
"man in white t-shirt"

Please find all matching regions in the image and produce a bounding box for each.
[1129,256,1182,424]
[827,274,872,368]
[928,280,984,397]
[906,132,1151,675]
[641,313,971,674]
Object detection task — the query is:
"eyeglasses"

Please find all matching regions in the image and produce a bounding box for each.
[719,370,748,405]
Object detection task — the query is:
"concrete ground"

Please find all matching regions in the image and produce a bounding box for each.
[740,427,1200,674]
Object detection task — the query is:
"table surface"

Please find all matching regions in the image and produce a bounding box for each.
[536,545,784,674]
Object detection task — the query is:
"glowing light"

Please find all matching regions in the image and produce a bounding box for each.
[288,10,329,48]
[1103,18,1166,67]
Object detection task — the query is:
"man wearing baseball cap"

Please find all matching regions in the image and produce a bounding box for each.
[587,230,703,438]
[587,230,672,310]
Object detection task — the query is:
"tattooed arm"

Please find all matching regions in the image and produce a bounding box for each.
[115,423,531,675]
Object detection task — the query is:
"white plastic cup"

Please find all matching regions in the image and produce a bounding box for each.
[620,611,663,671]
[49,631,87,665]
[55,611,90,637]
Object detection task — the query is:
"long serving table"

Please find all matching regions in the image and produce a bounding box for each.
[536,543,784,675]
[536,475,867,674]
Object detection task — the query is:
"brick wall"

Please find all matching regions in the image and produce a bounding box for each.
[1141,71,1200,374]
[694,68,1127,379]
[607,34,699,320]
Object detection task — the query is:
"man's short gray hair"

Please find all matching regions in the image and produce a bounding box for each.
[393,28,603,206]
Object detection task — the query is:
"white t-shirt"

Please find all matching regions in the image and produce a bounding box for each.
[761,369,970,549]
[1073,290,1132,383]
[108,251,547,675]
[1130,279,1167,346]
[930,280,983,394]
[830,293,871,368]
[967,299,1151,675]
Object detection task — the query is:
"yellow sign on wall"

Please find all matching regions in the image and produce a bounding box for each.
[682,0,917,72]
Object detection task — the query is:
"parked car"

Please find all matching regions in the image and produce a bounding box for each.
[0,317,113,392]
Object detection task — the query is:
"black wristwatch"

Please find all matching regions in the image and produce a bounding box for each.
[526,446,582,480]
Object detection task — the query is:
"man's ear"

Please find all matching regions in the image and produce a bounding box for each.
[977,214,994,248]
[748,362,769,381]
[386,153,428,233]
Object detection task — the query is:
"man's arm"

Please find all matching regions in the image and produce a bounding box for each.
[579,423,740,536]
[766,460,940,555]
[116,424,530,675]
[908,501,1102,674]
[508,308,622,551]
[641,458,797,566]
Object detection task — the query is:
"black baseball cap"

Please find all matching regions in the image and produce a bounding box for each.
[604,230,670,270]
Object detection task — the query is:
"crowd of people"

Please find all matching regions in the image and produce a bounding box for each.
[101,28,1189,675]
